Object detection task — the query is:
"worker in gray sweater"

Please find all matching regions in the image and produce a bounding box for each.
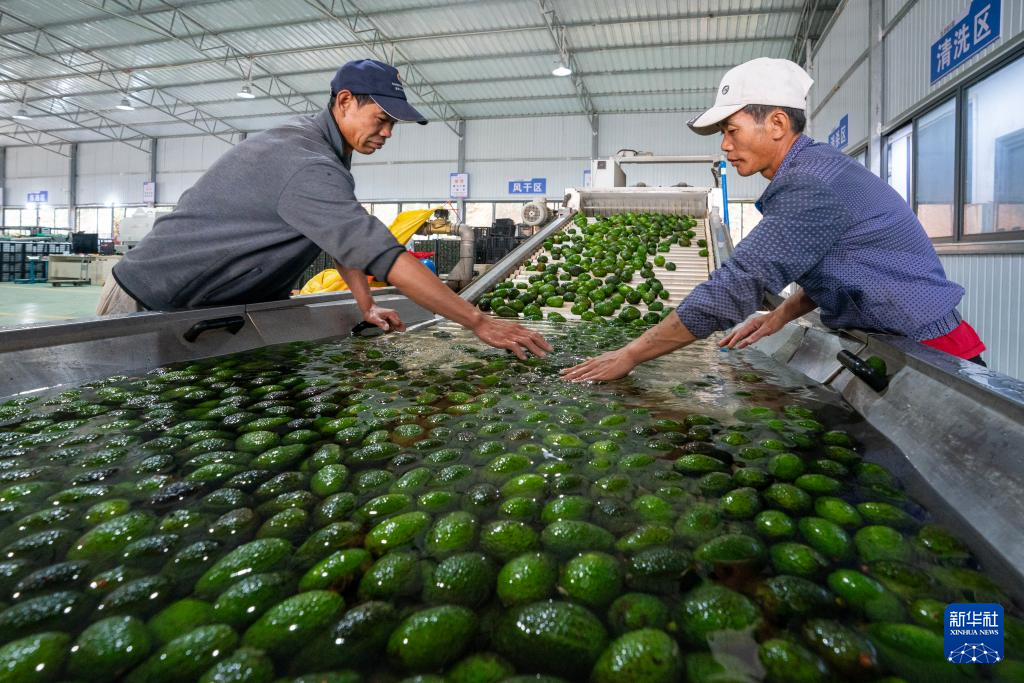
[100,59,550,360]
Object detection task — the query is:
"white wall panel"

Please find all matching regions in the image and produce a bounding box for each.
[156,135,234,204]
[886,0,913,24]
[370,122,459,163]
[599,112,703,157]
[467,116,591,160]
[940,253,1024,380]
[884,0,1024,126]
[465,160,588,200]
[5,147,70,205]
[810,0,870,102]
[77,141,150,205]
[351,161,456,201]
[808,60,870,149]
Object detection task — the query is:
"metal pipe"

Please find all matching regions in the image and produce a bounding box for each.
[458,211,575,303]
[446,223,477,289]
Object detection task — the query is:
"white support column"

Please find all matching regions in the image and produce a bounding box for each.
[868,0,885,177]
[68,143,78,231]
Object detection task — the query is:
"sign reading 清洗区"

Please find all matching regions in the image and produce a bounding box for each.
[508,178,546,195]
[449,172,468,199]
[26,191,48,204]
[931,0,1001,83]
[828,115,849,150]
[945,603,1004,664]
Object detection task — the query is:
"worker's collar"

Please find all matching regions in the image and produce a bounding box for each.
[316,108,352,169]
[773,133,812,179]
[755,134,812,212]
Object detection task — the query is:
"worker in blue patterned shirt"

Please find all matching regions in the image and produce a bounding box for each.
[563,57,984,382]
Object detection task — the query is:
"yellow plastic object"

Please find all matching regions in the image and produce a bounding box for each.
[298,206,441,295]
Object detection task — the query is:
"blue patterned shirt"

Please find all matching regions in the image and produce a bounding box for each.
[677,134,964,341]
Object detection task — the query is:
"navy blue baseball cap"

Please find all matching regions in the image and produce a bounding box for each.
[330,59,427,125]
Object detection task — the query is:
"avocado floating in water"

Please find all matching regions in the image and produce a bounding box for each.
[0,279,1010,681]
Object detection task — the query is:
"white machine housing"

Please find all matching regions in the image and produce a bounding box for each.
[115,210,158,253]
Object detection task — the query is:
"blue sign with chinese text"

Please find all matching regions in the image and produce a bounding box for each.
[26,191,48,204]
[828,114,849,149]
[931,0,1001,83]
[508,178,546,195]
[945,603,1004,664]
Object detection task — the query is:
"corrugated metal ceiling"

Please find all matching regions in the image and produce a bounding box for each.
[0,0,839,142]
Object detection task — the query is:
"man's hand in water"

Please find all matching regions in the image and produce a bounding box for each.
[363,305,406,333]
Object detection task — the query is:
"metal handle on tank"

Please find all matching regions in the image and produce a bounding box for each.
[836,349,888,391]
[183,315,246,343]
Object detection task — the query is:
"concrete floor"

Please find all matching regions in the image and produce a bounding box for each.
[0,282,103,327]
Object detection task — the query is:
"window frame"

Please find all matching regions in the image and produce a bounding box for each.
[885,45,1024,243]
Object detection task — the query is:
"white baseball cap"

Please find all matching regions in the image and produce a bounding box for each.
[688,57,814,135]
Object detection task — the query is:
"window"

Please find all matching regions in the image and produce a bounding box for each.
[97,209,113,240]
[494,203,523,222]
[36,206,56,229]
[3,209,22,227]
[77,208,98,234]
[964,56,1024,236]
[372,203,399,227]
[465,203,493,227]
[886,124,913,204]
[852,148,868,167]
[915,99,956,238]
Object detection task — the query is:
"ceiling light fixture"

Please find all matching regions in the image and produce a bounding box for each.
[11,85,31,120]
[551,29,573,77]
[237,58,257,99]
[116,71,135,111]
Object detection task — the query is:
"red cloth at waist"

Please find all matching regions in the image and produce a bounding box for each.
[921,320,986,360]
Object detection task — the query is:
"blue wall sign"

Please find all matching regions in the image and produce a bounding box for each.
[26,191,48,204]
[508,178,546,195]
[828,114,849,149]
[931,0,1001,83]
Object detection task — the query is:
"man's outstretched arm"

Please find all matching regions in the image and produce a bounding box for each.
[720,287,817,349]
[560,312,697,382]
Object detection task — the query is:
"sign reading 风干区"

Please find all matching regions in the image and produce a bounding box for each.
[508,178,546,195]
[931,0,1001,83]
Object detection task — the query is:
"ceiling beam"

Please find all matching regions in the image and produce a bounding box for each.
[74,0,321,114]
[3,4,807,59]
[0,122,74,156]
[0,79,154,154]
[0,62,739,109]
[441,86,717,107]
[537,0,596,133]
[300,0,463,135]
[0,30,793,94]
[0,8,242,143]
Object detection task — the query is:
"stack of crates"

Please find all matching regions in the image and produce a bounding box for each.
[473,228,520,265]
[0,241,71,282]
[0,243,24,282]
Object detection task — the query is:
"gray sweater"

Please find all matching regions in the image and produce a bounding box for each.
[113,109,404,310]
